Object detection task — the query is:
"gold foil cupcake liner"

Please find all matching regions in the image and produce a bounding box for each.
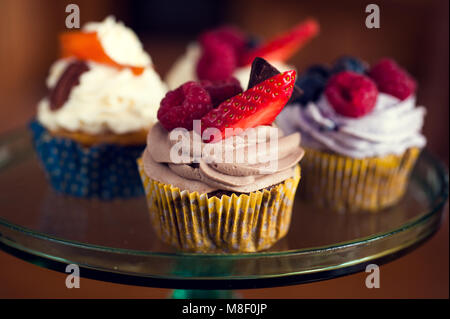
[300,147,421,213]
[138,159,301,252]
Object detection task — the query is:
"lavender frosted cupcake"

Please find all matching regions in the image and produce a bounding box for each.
[277,57,426,212]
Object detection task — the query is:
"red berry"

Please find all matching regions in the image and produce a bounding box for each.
[199,77,243,107]
[325,71,378,118]
[240,19,319,66]
[368,58,416,100]
[201,70,296,142]
[196,33,237,81]
[157,81,213,131]
[248,57,303,102]
[209,26,247,58]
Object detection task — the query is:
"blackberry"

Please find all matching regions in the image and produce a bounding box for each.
[246,35,261,50]
[294,64,330,105]
[305,64,331,79]
[331,56,368,74]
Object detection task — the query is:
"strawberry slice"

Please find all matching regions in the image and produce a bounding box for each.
[240,19,319,66]
[201,70,296,142]
[60,31,145,75]
[247,57,303,103]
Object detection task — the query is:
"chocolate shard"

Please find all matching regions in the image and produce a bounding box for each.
[247,57,303,103]
[49,60,90,110]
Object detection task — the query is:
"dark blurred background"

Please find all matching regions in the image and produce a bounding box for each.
[1,0,449,166]
[0,0,448,165]
[0,0,448,298]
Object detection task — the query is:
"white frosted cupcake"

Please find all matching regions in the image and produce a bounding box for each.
[165,19,319,89]
[31,16,167,199]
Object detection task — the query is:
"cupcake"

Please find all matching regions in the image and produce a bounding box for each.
[138,61,304,252]
[277,56,426,212]
[31,16,167,199]
[165,19,319,90]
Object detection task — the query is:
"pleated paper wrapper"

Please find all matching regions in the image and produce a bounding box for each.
[138,159,301,253]
[30,121,145,199]
[300,147,421,213]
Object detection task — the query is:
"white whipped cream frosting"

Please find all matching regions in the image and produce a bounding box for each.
[37,17,167,135]
[165,43,293,89]
[83,16,151,67]
[165,43,201,90]
[276,93,426,158]
[38,59,167,135]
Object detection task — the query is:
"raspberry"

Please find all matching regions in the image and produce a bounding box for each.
[368,58,416,100]
[199,77,243,107]
[196,27,248,82]
[196,33,237,81]
[157,82,213,131]
[210,26,247,58]
[325,71,378,118]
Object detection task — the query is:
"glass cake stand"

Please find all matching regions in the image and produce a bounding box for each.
[0,128,448,299]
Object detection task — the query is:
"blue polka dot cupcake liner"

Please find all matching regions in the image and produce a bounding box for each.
[30,121,145,200]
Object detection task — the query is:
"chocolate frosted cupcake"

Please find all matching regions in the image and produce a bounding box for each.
[139,63,304,252]
[31,16,167,199]
[277,57,426,212]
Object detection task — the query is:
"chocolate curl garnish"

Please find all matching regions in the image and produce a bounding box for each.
[247,57,303,104]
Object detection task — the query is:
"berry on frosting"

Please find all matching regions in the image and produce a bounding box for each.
[325,71,378,118]
[201,70,296,142]
[196,32,237,81]
[158,82,213,131]
[240,19,319,66]
[209,27,248,59]
[294,64,330,105]
[331,56,368,74]
[200,77,243,107]
[368,58,416,100]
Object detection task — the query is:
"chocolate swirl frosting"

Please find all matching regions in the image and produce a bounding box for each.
[142,123,304,193]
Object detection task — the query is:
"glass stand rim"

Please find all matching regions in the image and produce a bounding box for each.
[0,128,447,289]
